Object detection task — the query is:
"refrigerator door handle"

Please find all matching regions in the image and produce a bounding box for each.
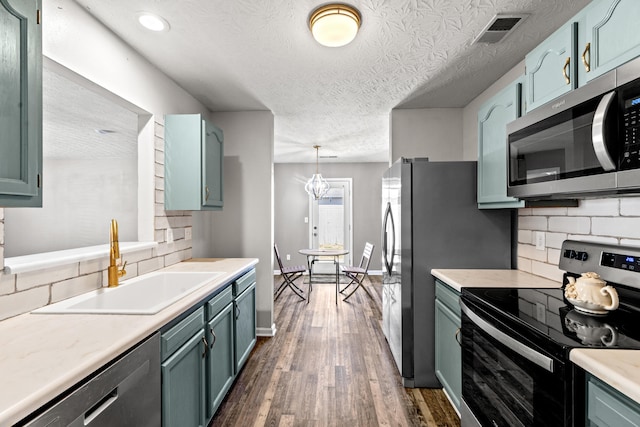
[383,202,395,275]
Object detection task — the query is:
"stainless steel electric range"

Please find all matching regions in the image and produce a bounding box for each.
[459,240,640,427]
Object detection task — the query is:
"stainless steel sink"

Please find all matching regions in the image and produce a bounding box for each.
[33,271,224,315]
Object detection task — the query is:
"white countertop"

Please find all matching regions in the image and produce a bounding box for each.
[431,268,562,292]
[571,349,640,405]
[0,258,257,426]
[432,268,640,406]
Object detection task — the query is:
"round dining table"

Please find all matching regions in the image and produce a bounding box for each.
[298,248,350,305]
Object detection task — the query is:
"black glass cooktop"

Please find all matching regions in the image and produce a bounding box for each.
[461,284,640,358]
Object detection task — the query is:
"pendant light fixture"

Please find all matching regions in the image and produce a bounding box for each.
[305,145,331,200]
[309,4,361,47]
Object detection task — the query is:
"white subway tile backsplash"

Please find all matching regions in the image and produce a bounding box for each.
[567,234,619,244]
[518,229,532,244]
[547,248,561,265]
[0,220,4,244]
[155,216,170,230]
[518,208,533,216]
[139,257,164,275]
[620,239,640,248]
[530,207,568,216]
[548,216,590,234]
[17,264,79,292]
[122,249,154,264]
[79,258,110,275]
[531,260,563,283]
[154,163,164,178]
[519,216,548,231]
[0,208,4,220]
[518,244,547,262]
[51,273,101,303]
[568,199,619,217]
[0,286,49,321]
[545,232,568,249]
[592,217,640,239]
[155,150,164,165]
[620,198,640,216]
[517,257,532,272]
[0,273,15,295]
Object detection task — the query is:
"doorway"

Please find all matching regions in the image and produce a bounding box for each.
[308,178,353,273]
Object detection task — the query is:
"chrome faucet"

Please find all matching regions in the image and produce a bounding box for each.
[108,219,127,287]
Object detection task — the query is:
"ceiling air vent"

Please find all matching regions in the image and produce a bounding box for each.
[473,14,528,44]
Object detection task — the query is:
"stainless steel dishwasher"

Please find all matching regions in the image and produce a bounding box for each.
[21,332,161,427]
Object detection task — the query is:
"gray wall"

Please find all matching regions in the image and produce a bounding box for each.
[274,162,388,272]
[390,108,463,163]
[192,110,275,335]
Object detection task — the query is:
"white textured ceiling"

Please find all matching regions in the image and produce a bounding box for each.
[70,0,590,163]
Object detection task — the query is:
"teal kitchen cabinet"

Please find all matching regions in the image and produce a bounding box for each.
[206,287,235,418]
[161,308,207,427]
[434,279,461,412]
[161,269,256,426]
[525,21,578,111]
[587,374,640,426]
[477,77,524,209]
[0,0,42,207]
[580,0,640,83]
[233,269,257,372]
[164,114,223,211]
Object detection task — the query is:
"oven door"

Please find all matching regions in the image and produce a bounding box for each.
[460,300,571,427]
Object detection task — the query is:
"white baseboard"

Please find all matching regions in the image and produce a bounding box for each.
[257,323,277,337]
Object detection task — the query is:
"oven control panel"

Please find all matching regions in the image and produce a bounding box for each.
[601,252,640,273]
[560,240,640,290]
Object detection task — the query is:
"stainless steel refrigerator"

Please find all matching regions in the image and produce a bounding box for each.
[381,158,514,387]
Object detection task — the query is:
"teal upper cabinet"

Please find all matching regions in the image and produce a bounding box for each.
[0,0,42,207]
[165,114,224,211]
[580,0,640,83]
[477,77,524,209]
[525,21,578,111]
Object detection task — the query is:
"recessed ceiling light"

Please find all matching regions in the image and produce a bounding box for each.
[137,12,170,32]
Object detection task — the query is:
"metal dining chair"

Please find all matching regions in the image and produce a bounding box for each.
[274,244,308,301]
[340,242,374,301]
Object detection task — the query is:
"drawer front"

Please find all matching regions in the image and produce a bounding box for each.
[233,269,256,296]
[435,280,461,315]
[207,286,233,320]
[162,307,205,359]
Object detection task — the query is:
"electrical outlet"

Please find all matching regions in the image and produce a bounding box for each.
[304,217,309,223]
[165,228,173,243]
[184,227,192,240]
[286,254,291,261]
[535,231,546,250]
[536,302,546,323]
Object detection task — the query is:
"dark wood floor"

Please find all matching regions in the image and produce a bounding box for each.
[210,275,460,426]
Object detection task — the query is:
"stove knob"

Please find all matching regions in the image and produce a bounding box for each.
[580,252,589,261]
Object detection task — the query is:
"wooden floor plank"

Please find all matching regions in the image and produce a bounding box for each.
[211,276,460,427]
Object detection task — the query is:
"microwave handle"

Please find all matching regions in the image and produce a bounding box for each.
[592,90,617,171]
[460,300,555,373]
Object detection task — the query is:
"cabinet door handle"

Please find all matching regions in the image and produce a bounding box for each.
[562,56,571,85]
[210,326,217,349]
[205,186,210,201]
[202,336,208,358]
[235,303,240,320]
[582,42,591,72]
[455,328,462,347]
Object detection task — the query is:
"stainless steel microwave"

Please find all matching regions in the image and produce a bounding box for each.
[507,55,640,200]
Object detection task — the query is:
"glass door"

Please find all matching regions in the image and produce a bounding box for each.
[309,179,352,273]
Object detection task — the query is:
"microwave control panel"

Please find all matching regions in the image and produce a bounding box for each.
[622,94,640,170]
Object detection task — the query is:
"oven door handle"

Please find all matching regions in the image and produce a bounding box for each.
[460,301,555,373]
[591,90,616,172]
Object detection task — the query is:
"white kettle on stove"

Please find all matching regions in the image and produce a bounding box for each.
[565,272,619,314]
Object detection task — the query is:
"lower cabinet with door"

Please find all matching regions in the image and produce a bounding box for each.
[161,268,257,427]
[587,373,640,426]
[434,279,461,413]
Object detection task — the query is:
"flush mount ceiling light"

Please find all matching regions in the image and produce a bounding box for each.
[309,4,361,47]
[305,145,331,199]
[137,12,170,32]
